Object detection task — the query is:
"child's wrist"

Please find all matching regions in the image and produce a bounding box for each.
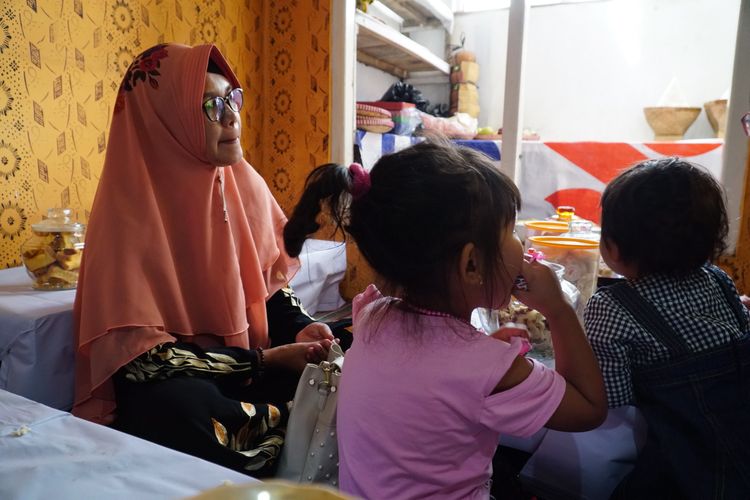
[542,301,576,324]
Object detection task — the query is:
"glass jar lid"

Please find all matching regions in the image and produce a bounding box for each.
[31,208,85,233]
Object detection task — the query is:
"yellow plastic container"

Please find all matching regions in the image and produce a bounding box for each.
[520,220,569,249]
[528,236,600,313]
[524,220,569,234]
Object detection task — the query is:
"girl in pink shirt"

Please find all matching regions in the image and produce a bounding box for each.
[284,140,606,499]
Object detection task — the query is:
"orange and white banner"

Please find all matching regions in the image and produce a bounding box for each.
[518,141,723,223]
[355,132,724,224]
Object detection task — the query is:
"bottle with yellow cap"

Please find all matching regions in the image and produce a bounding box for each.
[555,205,576,232]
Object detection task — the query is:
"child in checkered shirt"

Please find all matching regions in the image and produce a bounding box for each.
[584,157,750,498]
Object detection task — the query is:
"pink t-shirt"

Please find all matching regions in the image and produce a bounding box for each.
[338,286,566,500]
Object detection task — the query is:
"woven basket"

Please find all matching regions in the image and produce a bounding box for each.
[643,106,701,141]
[704,99,728,138]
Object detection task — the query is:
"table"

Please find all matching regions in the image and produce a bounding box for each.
[0,388,255,500]
[507,406,648,499]
[355,132,724,224]
[472,311,645,497]
[0,242,347,412]
[492,350,647,498]
[0,266,76,410]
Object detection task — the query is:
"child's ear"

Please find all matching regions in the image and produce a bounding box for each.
[602,237,638,278]
[603,237,623,263]
[459,242,484,286]
[602,238,619,260]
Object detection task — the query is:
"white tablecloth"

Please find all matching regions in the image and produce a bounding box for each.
[0,388,255,500]
[0,266,76,410]
[0,242,346,411]
[504,406,647,500]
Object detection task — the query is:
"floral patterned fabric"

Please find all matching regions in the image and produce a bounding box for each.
[115,340,291,476]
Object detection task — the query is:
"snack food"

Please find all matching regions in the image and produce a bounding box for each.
[20,208,85,290]
[499,300,552,357]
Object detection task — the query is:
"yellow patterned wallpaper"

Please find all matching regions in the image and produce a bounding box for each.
[0,0,331,269]
[244,0,330,212]
[2,1,745,297]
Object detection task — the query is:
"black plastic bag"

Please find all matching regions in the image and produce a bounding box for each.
[380,81,430,112]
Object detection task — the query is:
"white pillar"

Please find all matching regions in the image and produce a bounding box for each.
[330,0,356,166]
[500,0,530,184]
[722,0,750,252]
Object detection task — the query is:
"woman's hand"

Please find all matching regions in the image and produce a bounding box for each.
[263,340,333,373]
[741,295,750,309]
[296,322,335,343]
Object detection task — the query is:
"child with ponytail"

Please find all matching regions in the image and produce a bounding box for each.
[284,140,606,499]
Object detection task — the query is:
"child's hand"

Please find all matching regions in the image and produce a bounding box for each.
[490,323,529,342]
[264,340,332,373]
[305,339,334,363]
[512,259,569,319]
[741,295,750,309]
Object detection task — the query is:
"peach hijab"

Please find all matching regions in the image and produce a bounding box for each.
[73,43,299,423]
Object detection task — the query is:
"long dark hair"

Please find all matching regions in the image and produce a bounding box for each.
[284,140,521,310]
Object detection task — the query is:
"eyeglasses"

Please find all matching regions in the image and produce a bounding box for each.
[202,88,244,122]
[742,112,750,137]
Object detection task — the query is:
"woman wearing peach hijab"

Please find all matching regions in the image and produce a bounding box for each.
[73,43,333,476]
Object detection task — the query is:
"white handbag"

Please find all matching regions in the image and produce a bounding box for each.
[276,343,344,487]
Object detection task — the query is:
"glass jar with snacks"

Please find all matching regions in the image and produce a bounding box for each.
[528,236,600,318]
[471,261,577,362]
[20,208,85,290]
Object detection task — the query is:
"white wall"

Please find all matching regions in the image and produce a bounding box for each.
[356,27,450,111]
[356,62,399,101]
[453,0,741,141]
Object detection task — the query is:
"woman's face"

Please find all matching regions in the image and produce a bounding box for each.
[203,72,242,166]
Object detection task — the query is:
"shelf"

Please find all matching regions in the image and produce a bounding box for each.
[377,0,454,31]
[355,10,451,79]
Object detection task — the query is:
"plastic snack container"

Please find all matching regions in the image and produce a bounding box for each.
[528,236,600,316]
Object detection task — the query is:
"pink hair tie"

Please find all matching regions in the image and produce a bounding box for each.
[349,162,371,200]
[525,248,545,263]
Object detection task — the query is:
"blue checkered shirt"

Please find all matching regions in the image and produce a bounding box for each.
[584,264,749,408]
